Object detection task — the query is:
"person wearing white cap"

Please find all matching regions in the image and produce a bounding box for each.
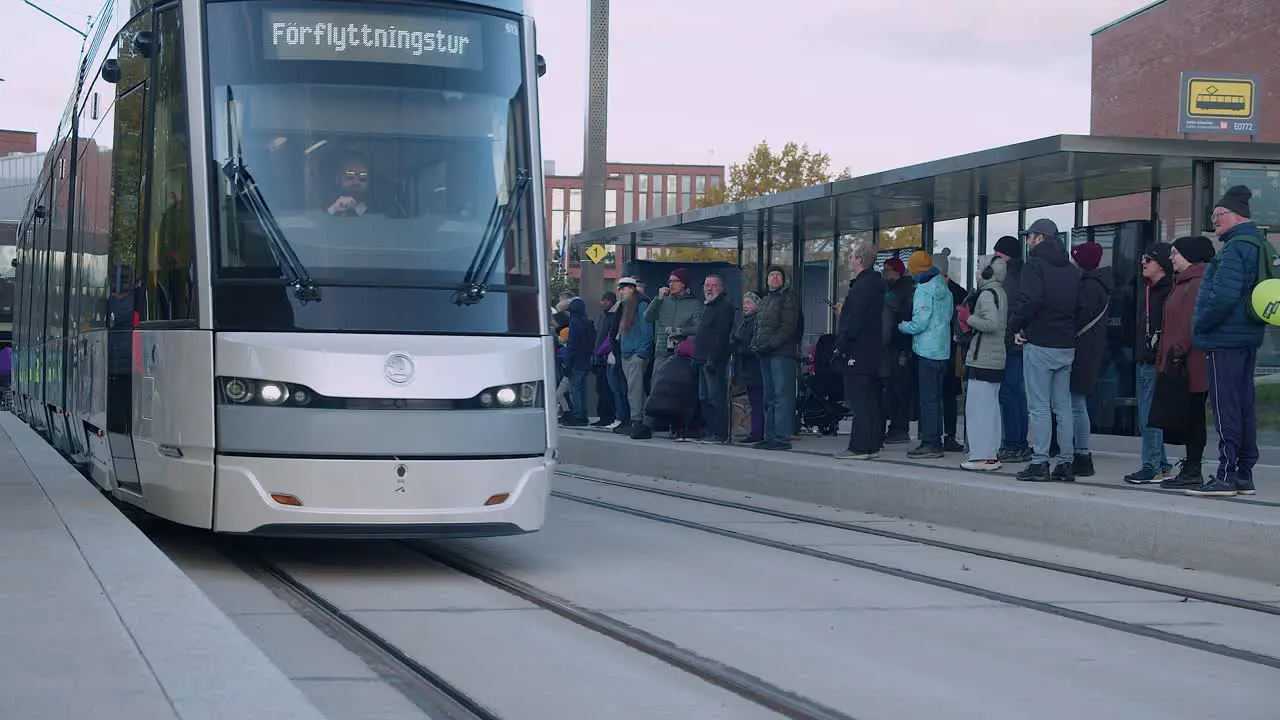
[613,277,653,434]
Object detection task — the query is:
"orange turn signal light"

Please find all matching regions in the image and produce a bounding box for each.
[484,493,510,506]
[270,493,303,507]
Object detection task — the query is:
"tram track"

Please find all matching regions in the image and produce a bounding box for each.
[225,543,503,720]
[554,470,1280,672]
[557,469,1280,617]
[405,541,857,720]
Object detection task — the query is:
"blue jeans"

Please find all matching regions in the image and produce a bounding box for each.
[1024,344,1074,465]
[569,368,589,421]
[999,352,1028,450]
[608,362,630,423]
[1136,363,1169,471]
[917,358,947,448]
[760,355,798,442]
[1071,392,1090,455]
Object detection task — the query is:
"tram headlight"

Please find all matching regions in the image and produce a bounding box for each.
[223,378,254,403]
[259,382,288,405]
[469,381,543,409]
[495,387,517,406]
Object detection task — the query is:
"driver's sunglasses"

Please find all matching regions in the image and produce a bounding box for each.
[344,170,369,181]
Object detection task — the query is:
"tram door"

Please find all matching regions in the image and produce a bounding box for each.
[1069,219,1151,437]
[104,81,149,495]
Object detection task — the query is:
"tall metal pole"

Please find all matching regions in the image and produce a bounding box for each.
[578,0,609,307]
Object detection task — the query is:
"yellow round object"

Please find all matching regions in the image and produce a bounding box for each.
[1252,278,1280,327]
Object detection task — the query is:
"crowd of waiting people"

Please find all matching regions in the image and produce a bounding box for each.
[552,184,1272,499]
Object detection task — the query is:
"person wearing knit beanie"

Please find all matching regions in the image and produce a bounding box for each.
[1070,242,1104,272]
[1190,183,1267,497]
[906,250,932,277]
[1171,235,1216,265]
[993,235,1022,260]
[883,257,906,277]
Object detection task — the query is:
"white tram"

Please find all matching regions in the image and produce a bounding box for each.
[11,0,555,536]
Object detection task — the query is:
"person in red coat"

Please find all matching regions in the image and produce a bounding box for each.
[1156,235,1217,489]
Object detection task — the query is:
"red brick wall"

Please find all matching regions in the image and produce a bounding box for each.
[1089,0,1280,228]
[0,130,37,157]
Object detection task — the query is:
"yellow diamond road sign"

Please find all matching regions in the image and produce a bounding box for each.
[585,244,607,264]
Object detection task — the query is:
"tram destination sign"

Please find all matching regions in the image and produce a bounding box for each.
[1178,71,1260,136]
[263,8,484,71]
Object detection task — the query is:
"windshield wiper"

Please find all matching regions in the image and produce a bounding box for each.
[221,85,321,304]
[452,169,531,306]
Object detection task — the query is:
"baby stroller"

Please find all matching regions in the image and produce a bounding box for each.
[642,336,701,441]
[797,333,847,436]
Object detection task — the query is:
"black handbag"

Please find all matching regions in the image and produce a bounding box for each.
[1148,350,1191,444]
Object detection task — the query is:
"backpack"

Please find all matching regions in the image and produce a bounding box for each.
[953,288,997,349]
[1238,228,1280,324]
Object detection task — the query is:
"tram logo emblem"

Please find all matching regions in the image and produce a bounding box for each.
[383,353,416,385]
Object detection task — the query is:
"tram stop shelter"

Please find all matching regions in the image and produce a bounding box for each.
[569,133,1280,437]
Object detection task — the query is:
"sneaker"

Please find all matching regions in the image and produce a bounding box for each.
[698,435,727,445]
[999,447,1032,464]
[907,444,944,459]
[1160,460,1202,490]
[606,419,623,430]
[884,431,911,445]
[1236,472,1257,496]
[1072,453,1095,478]
[1051,463,1076,483]
[1185,472,1238,497]
[590,418,612,427]
[1124,467,1170,485]
[835,450,878,460]
[629,424,653,440]
[942,438,966,453]
[961,459,1002,471]
[1016,462,1051,482]
[752,439,791,451]
[611,421,633,434]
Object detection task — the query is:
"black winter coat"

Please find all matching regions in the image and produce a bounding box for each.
[1002,257,1024,353]
[836,269,885,376]
[1008,239,1081,349]
[694,294,736,368]
[1071,270,1113,396]
[733,313,763,387]
[1137,274,1173,365]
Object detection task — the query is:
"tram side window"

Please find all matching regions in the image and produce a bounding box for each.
[143,7,195,323]
[106,84,148,327]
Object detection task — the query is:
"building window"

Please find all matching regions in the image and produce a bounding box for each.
[638,174,648,192]
[696,176,706,194]
[666,174,677,193]
[569,188,582,211]
[638,197,648,221]
[710,176,722,190]
[667,193,677,215]
[623,191,633,224]
[605,189,617,227]
[624,174,633,191]
[552,187,564,210]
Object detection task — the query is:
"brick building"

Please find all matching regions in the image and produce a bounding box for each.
[1089,0,1280,234]
[544,161,724,282]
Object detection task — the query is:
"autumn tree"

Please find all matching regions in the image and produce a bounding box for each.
[696,140,852,208]
[878,225,923,251]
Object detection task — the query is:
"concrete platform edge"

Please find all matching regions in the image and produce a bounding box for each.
[1,413,326,720]
[560,432,1280,584]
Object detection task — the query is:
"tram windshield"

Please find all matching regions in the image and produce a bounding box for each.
[206,1,540,333]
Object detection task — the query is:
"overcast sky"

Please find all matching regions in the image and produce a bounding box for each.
[3,0,1152,176]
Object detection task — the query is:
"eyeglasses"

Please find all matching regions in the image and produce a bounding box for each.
[344,170,369,181]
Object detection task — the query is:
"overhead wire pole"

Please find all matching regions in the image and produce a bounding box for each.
[577,0,609,307]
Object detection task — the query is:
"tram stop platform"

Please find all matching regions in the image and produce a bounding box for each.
[0,412,325,720]
[560,422,1280,585]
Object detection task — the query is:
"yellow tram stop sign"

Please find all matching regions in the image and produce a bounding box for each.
[585,244,608,264]
[1186,77,1255,118]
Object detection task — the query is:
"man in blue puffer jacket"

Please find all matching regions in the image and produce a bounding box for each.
[897,251,953,459]
[1187,185,1267,498]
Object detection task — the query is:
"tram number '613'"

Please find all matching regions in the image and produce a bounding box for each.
[1234,122,1256,132]
[395,464,407,493]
